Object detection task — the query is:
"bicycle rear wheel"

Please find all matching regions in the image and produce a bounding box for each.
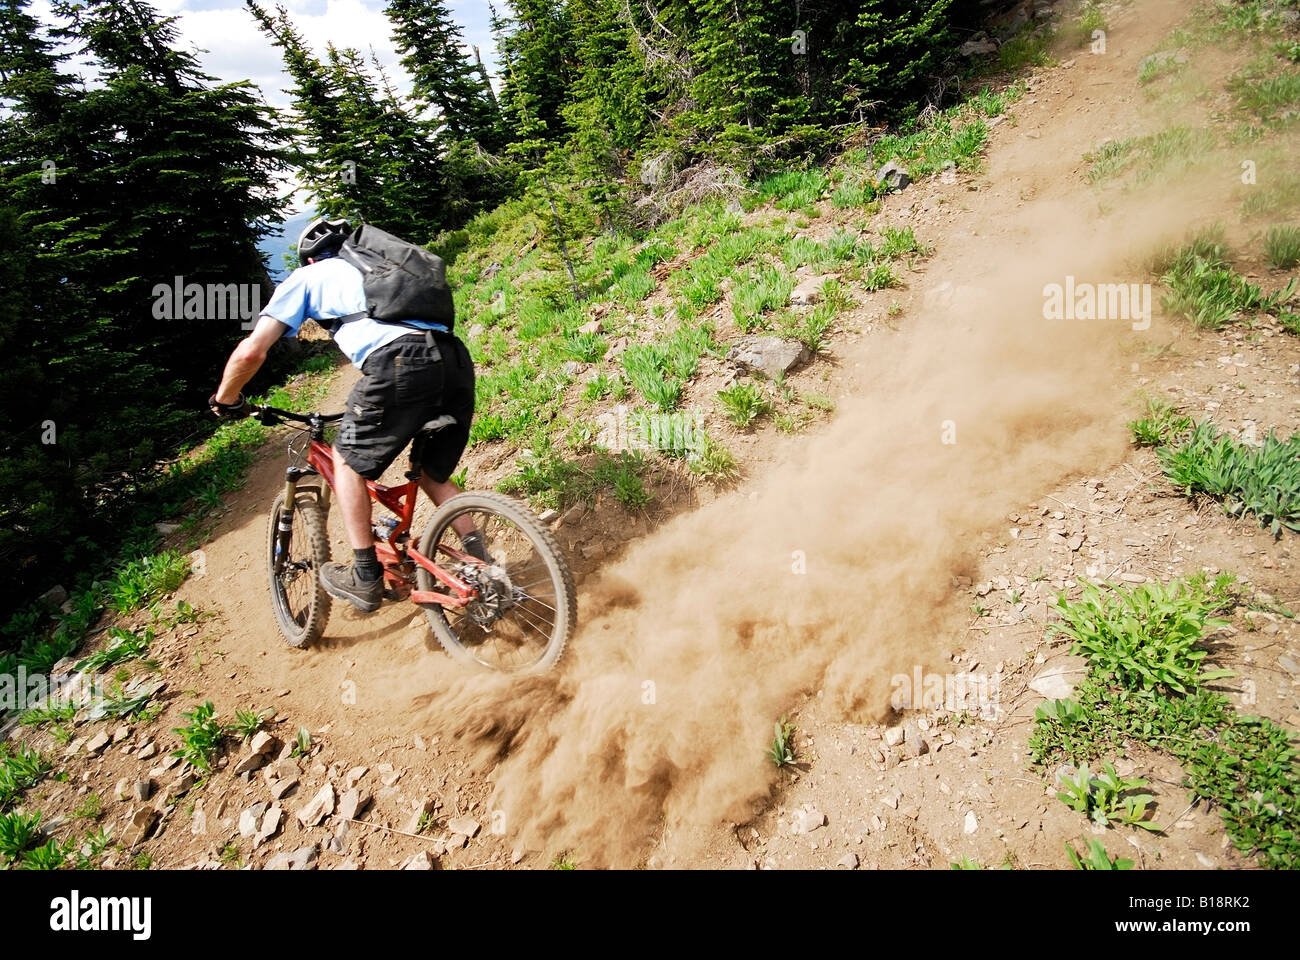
[267,488,332,648]
[416,491,576,672]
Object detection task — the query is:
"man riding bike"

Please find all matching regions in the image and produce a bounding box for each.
[210,217,487,614]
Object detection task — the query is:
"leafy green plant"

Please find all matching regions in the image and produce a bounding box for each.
[1066,838,1133,870]
[228,707,269,743]
[1128,396,1192,447]
[716,382,771,428]
[74,625,152,673]
[1056,763,1158,830]
[732,266,794,332]
[807,302,840,352]
[831,177,874,209]
[878,225,929,260]
[290,726,312,759]
[1159,421,1300,535]
[73,793,105,822]
[757,168,829,210]
[1047,574,1237,696]
[1232,71,1300,119]
[1159,239,1296,328]
[16,837,67,870]
[72,827,114,869]
[550,851,578,870]
[17,704,75,728]
[687,434,739,483]
[0,810,43,862]
[1032,606,1300,868]
[1263,224,1300,268]
[623,345,683,412]
[768,717,797,767]
[168,599,204,625]
[171,701,225,772]
[861,262,900,291]
[564,332,607,364]
[0,744,52,811]
[107,550,191,614]
[1028,698,1095,764]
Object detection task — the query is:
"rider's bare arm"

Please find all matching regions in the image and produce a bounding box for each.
[215,315,290,403]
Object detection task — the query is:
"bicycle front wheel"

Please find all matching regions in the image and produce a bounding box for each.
[267,488,332,648]
[416,492,576,672]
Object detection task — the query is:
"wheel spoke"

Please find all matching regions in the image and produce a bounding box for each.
[414,498,571,671]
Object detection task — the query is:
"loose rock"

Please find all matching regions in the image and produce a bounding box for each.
[296,783,336,827]
[875,160,911,192]
[264,845,318,871]
[446,815,481,839]
[336,788,372,823]
[254,805,282,849]
[122,807,157,848]
[725,336,810,380]
[1028,658,1088,700]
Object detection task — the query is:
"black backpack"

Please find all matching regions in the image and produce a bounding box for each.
[328,223,455,335]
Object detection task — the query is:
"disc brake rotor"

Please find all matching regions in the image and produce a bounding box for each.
[460,562,516,628]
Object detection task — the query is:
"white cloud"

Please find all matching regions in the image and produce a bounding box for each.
[32,0,500,108]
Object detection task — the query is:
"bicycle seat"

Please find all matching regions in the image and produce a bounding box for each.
[418,415,457,434]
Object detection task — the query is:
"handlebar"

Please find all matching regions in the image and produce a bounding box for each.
[251,404,346,426]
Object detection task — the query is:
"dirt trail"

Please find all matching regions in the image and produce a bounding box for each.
[163,0,1259,868]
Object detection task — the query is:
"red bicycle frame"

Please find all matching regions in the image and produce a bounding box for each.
[297,431,478,609]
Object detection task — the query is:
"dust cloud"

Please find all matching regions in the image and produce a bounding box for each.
[402,182,1231,866]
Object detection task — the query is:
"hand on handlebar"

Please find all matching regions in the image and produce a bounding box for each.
[208,392,252,419]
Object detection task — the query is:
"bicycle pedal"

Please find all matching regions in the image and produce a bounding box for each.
[382,588,401,602]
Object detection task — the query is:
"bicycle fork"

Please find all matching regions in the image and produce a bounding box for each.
[274,468,327,574]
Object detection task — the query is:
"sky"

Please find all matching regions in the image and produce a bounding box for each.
[31,0,500,109]
[29,0,503,218]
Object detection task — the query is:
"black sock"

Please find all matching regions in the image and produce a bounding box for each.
[353,546,382,581]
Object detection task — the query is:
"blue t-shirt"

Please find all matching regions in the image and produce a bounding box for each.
[260,256,449,369]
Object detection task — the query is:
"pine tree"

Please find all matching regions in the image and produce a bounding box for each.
[687,0,784,134]
[385,0,503,150]
[832,0,958,122]
[495,0,576,146]
[0,0,287,611]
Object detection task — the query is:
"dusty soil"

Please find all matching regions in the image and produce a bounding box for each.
[13,0,1299,870]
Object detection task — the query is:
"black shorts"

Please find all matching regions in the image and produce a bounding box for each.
[336,332,475,482]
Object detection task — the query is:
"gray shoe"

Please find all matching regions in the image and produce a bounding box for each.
[320,562,383,613]
[460,530,492,563]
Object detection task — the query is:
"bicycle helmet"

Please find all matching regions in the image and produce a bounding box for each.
[297,217,352,265]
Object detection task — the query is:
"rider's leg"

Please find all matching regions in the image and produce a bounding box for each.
[418,472,475,538]
[419,472,491,563]
[335,448,377,550]
[317,446,385,613]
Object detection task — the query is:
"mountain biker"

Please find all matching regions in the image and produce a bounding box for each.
[209,217,488,614]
